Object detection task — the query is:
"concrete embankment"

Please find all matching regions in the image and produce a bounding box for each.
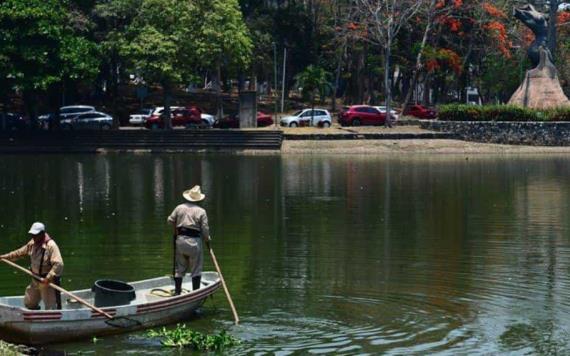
[421,120,570,146]
[3,123,570,154]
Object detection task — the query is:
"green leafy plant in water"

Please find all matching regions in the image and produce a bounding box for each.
[147,324,240,350]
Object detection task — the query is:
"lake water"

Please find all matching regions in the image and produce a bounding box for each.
[1,153,570,354]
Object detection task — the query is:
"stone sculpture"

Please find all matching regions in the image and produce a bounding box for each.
[508,3,570,109]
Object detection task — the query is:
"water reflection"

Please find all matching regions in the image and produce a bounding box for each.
[0,154,570,354]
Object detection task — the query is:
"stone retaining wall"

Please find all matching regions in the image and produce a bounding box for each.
[420,120,570,146]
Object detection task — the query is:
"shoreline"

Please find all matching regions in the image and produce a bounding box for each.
[282,139,570,154]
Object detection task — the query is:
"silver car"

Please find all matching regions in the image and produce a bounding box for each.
[60,111,113,130]
[38,105,96,129]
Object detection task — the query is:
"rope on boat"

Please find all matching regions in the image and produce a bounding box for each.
[149,288,190,297]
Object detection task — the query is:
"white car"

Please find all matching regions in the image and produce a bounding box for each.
[375,106,399,121]
[200,113,215,127]
[280,109,332,128]
[129,108,153,126]
[559,3,570,11]
[151,106,183,117]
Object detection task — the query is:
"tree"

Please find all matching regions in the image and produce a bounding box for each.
[93,0,143,127]
[354,0,425,127]
[192,0,253,118]
[294,65,332,125]
[0,0,98,124]
[121,0,252,127]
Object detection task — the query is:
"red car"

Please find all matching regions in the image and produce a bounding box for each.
[403,104,437,119]
[214,111,273,128]
[145,107,203,129]
[338,105,386,126]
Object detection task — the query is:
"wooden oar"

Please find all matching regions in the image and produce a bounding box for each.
[207,244,239,325]
[1,258,140,328]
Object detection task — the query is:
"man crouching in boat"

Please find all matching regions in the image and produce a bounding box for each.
[0,222,64,310]
[167,185,211,296]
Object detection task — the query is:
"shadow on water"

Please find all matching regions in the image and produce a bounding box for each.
[1,154,570,354]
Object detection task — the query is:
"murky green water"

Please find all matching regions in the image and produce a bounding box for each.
[1,153,570,354]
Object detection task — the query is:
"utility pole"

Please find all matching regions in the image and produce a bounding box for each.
[273,43,278,126]
[281,47,287,113]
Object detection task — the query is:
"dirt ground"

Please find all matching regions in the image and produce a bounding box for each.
[281,139,570,154]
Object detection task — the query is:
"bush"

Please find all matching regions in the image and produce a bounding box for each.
[438,104,570,122]
[546,108,570,121]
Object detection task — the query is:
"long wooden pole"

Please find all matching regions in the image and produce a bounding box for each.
[208,246,239,325]
[1,258,114,319]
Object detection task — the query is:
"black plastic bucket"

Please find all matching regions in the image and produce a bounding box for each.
[92,279,136,307]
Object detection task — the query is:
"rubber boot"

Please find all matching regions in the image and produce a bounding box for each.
[192,276,201,291]
[174,277,183,296]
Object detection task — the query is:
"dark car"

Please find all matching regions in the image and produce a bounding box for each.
[214,111,273,128]
[338,105,386,126]
[145,106,206,129]
[403,104,437,119]
[0,113,28,131]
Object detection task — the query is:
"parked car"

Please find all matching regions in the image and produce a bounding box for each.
[129,108,154,126]
[145,106,210,129]
[403,104,437,119]
[338,105,386,126]
[60,111,113,130]
[200,113,215,127]
[214,111,273,128]
[38,105,96,129]
[280,109,332,127]
[0,113,28,131]
[375,106,400,121]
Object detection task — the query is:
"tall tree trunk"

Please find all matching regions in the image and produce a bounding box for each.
[215,63,223,119]
[384,35,393,128]
[311,92,315,126]
[23,90,39,130]
[163,82,172,130]
[111,54,120,129]
[402,0,436,111]
[331,40,346,113]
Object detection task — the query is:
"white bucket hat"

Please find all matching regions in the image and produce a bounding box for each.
[28,222,46,235]
[183,185,205,202]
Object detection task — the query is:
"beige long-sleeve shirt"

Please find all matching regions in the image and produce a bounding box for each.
[167,202,210,241]
[3,236,64,280]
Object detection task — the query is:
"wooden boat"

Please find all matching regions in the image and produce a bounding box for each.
[0,272,221,345]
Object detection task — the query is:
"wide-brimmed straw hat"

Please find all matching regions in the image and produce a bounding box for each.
[183,185,205,202]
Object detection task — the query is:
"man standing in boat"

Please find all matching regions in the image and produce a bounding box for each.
[167,185,211,295]
[0,222,64,310]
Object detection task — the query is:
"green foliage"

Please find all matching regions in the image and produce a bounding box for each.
[193,0,253,70]
[438,104,570,122]
[147,324,240,350]
[120,0,252,84]
[0,0,99,91]
[294,65,332,102]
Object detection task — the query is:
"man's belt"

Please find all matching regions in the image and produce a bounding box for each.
[177,227,201,237]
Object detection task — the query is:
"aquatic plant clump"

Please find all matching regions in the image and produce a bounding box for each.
[147,324,240,350]
[0,340,26,355]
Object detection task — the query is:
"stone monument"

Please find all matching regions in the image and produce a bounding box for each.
[508,4,570,108]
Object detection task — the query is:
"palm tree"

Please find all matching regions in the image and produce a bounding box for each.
[294,65,332,126]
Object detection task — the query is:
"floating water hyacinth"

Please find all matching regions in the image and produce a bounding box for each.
[147,324,240,350]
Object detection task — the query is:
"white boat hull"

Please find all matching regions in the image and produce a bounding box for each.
[0,272,220,345]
